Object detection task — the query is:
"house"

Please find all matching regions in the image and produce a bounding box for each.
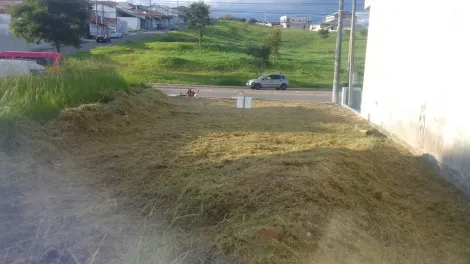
[115,3,177,30]
[280,16,309,30]
[309,23,331,31]
[264,22,281,27]
[359,0,470,195]
[321,11,353,31]
[91,2,172,32]
[325,11,352,23]
[150,5,181,26]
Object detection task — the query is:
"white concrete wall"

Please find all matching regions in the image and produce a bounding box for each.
[117,17,140,31]
[361,0,470,194]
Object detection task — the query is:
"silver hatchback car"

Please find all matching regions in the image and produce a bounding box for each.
[246,74,289,90]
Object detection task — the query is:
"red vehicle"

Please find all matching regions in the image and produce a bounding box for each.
[0,51,62,67]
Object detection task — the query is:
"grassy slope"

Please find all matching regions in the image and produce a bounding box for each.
[57,90,470,264]
[0,59,128,120]
[78,21,367,88]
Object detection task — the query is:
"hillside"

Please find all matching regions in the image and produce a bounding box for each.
[76,21,367,88]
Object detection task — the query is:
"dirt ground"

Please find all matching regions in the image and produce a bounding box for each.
[0,91,219,263]
[2,89,470,264]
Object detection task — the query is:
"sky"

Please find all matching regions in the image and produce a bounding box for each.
[119,0,368,24]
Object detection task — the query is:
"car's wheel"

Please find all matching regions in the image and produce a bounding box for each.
[280,84,287,90]
[96,40,99,43]
[254,83,261,90]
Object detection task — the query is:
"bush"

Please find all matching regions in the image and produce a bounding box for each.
[220,14,232,20]
[318,29,330,40]
[267,29,282,63]
[246,44,271,75]
[248,18,257,24]
[361,28,368,37]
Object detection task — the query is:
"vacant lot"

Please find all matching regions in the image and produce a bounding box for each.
[75,21,367,88]
[2,89,465,264]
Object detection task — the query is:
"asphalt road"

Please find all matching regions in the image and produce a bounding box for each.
[153,84,338,103]
[59,31,167,55]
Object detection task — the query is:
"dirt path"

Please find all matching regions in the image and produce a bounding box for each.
[0,124,199,264]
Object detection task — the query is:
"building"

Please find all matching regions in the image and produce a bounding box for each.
[360,0,470,195]
[325,11,352,23]
[280,16,308,30]
[264,22,281,27]
[90,2,179,33]
[320,11,353,31]
[309,23,331,31]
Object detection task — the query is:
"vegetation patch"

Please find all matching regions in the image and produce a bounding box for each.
[76,21,367,88]
[0,58,128,120]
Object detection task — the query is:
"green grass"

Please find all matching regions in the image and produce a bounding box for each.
[77,21,367,88]
[0,58,128,120]
[0,21,365,121]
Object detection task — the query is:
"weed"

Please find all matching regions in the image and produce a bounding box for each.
[0,58,128,120]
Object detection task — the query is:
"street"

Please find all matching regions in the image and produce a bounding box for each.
[59,31,167,55]
[153,84,337,103]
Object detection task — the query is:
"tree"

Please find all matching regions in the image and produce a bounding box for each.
[7,0,90,53]
[176,6,189,22]
[248,18,257,24]
[220,14,232,20]
[183,2,211,52]
[246,44,271,76]
[361,28,368,38]
[267,29,282,64]
[318,29,330,40]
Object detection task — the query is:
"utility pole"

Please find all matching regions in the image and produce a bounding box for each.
[95,0,98,37]
[347,0,357,106]
[332,0,345,104]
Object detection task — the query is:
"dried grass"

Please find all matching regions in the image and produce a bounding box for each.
[49,89,470,264]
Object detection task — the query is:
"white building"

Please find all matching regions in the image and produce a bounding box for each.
[321,11,353,31]
[280,16,308,30]
[360,0,470,195]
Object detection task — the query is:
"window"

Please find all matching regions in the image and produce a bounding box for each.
[271,75,282,80]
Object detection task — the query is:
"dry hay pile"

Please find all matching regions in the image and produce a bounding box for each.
[49,89,470,264]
